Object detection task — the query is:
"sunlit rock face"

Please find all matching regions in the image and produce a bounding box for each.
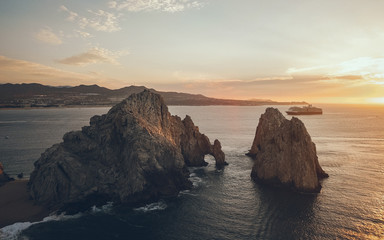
[247,108,328,193]
[29,90,226,211]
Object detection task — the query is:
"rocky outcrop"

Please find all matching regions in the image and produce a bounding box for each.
[180,116,227,166]
[29,90,226,210]
[212,140,227,166]
[0,162,13,186]
[247,108,328,193]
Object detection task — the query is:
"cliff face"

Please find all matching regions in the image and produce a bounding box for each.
[247,108,328,193]
[29,90,226,210]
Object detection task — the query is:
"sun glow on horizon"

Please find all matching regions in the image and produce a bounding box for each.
[366,98,384,105]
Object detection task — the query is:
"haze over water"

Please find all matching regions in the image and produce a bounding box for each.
[0,104,384,239]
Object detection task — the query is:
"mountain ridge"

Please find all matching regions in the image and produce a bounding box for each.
[0,83,307,107]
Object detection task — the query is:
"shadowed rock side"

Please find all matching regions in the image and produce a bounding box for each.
[180,116,227,166]
[247,108,328,193]
[29,90,226,211]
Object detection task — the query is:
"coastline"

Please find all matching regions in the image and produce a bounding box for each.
[0,102,304,111]
[0,180,50,228]
[0,105,113,110]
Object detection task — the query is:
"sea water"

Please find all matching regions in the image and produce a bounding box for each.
[0,105,383,240]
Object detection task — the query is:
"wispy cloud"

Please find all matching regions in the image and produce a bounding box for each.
[287,57,384,86]
[0,55,129,88]
[35,27,63,45]
[84,9,121,32]
[60,5,121,32]
[287,57,384,76]
[59,5,78,22]
[335,57,384,76]
[157,75,364,102]
[57,47,129,66]
[109,0,205,12]
[74,30,92,39]
[0,55,97,85]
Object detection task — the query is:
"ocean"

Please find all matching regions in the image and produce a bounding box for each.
[0,104,383,240]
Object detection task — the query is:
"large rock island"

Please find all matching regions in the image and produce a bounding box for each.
[247,108,328,193]
[29,90,226,211]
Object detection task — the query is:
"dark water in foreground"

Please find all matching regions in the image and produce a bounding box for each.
[0,105,384,239]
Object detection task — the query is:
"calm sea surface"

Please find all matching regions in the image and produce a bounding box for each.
[0,104,384,240]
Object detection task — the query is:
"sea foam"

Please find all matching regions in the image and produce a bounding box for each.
[0,213,83,240]
[189,172,204,188]
[0,201,115,240]
[91,201,114,214]
[133,201,167,213]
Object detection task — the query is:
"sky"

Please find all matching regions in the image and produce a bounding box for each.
[0,0,384,104]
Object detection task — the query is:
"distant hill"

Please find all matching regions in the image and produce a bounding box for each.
[0,83,307,108]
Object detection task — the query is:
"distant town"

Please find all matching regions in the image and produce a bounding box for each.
[0,83,307,108]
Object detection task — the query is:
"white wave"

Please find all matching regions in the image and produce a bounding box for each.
[188,170,206,188]
[91,201,114,214]
[189,175,204,188]
[178,189,198,197]
[0,212,83,240]
[188,166,205,172]
[0,202,115,239]
[0,222,33,240]
[133,201,167,213]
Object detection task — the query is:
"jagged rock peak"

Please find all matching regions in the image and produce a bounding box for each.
[247,107,328,193]
[109,89,170,129]
[29,90,226,211]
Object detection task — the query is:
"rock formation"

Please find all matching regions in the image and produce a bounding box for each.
[0,162,13,186]
[29,90,226,211]
[247,108,328,193]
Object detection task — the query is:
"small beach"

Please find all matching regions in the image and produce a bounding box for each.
[0,180,50,228]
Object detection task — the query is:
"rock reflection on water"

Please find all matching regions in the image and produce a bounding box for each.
[252,183,318,239]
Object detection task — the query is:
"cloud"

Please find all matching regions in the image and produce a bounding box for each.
[57,47,128,66]
[0,55,98,85]
[60,5,121,32]
[148,76,322,101]
[287,57,384,86]
[0,55,130,88]
[335,57,384,76]
[150,72,384,103]
[35,27,63,45]
[59,5,78,22]
[85,10,121,32]
[287,57,384,76]
[74,30,92,39]
[109,0,205,12]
